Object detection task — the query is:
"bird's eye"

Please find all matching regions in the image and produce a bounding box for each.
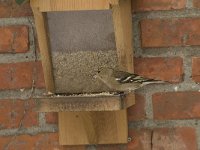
[97,70,100,73]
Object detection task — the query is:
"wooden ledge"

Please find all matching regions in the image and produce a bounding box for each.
[35,93,135,112]
[31,0,119,12]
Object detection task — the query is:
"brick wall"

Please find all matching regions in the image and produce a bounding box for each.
[0,0,200,149]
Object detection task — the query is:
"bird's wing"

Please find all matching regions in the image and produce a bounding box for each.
[112,70,134,81]
[113,70,161,84]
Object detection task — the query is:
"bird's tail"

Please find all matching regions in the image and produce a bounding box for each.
[142,79,165,85]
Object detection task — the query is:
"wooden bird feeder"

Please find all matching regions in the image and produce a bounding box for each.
[30,0,135,145]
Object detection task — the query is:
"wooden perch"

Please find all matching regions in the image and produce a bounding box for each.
[36,93,135,112]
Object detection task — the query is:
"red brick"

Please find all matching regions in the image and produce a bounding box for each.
[128,94,146,121]
[192,57,200,83]
[193,0,200,8]
[141,18,200,48]
[0,99,37,129]
[0,0,32,18]
[153,127,197,150]
[0,61,45,90]
[153,92,200,120]
[0,26,29,53]
[128,127,197,150]
[134,57,183,83]
[132,0,186,12]
[0,133,85,150]
[45,112,58,124]
[128,129,152,150]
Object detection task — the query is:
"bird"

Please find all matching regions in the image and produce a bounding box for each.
[94,68,165,92]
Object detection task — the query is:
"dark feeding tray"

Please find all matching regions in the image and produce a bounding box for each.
[36,92,134,112]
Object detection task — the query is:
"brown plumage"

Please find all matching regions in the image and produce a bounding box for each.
[95,68,165,92]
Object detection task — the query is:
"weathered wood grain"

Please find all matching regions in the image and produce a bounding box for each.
[31,5,55,93]
[31,0,119,12]
[36,95,124,112]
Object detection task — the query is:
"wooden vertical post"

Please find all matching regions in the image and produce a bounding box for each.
[59,111,128,145]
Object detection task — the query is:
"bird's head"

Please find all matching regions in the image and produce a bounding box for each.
[94,68,113,81]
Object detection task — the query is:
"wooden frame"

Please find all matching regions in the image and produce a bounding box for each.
[31,0,134,145]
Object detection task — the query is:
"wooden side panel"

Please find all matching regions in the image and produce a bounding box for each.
[31,6,55,92]
[59,110,127,145]
[112,0,134,72]
[112,0,135,107]
[31,0,119,12]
